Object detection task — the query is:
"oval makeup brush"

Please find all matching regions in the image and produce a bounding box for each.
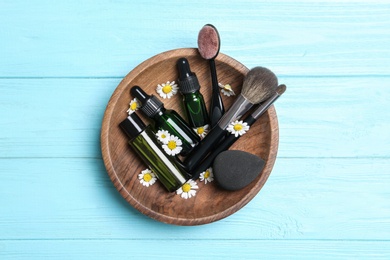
[198,24,225,127]
[184,66,278,172]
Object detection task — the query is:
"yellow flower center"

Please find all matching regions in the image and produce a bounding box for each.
[182,183,191,192]
[167,140,177,150]
[197,127,204,135]
[143,173,152,182]
[161,134,166,139]
[162,85,172,94]
[204,170,210,179]
[130,102,138,110]
[233,124,243,131]
[224,84,232,90]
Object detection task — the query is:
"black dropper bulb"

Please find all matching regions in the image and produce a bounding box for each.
[131,85,149,103]
[177,58,200,94]
[130,85,163,118]
[177,58,194,80]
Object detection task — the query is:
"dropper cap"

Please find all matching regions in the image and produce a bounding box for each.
[177,58,200,94]
[119,112,146,140]
[131,86,163,118]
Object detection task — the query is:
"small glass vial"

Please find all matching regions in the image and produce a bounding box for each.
[177,57,209,129]
[131,85,200,156]
[119,113,190,192]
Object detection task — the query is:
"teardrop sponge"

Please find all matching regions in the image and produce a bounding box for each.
[213,150,265,191]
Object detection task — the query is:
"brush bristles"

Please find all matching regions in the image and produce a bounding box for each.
[277,84,287,95]
[241,66,278,104]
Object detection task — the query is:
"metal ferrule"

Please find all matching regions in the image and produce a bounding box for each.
[217,94,254,129]
[251,92,281,120]
[142,95,163,118]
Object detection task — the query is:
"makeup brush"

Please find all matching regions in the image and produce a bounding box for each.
[191,84,286,180]
[198,24,225,127]
[184,66,278,172]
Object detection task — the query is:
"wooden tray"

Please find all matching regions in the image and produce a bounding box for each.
[101,48,279,225]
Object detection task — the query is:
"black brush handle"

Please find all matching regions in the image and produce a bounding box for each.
[191,115,256,179]
[183,124,226,173]
[209,59,225,127]
[191,84,287,179]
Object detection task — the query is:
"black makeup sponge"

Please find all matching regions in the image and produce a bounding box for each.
[213,150,265,191]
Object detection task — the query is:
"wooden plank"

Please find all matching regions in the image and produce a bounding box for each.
[0,240,389,259]
[0,76,389,158]
[0,1,389,77]
[0,157,389,240]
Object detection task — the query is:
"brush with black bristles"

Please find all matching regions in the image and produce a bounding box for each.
[183,66,278,172]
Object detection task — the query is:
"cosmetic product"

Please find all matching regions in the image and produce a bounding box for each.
[191,84,286,179]
[131,86,200,156]
[213,150,265,191]
[198,24,224,127]
[120,113,190,192]
[183,66,278,171]
[177,57,209,129]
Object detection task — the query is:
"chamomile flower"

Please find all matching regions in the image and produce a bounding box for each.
[155,130,171,144]
[193,124,209,139]
[219,83,235,97]
[126,98,140,115]
[227,120,250,137]
[162,135,183,156]
[138,168,157,187]
[176,179,199,199]
[199,167,214,184]
[156,81,178,99]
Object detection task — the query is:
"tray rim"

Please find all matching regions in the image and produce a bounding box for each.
[100,48,279,225]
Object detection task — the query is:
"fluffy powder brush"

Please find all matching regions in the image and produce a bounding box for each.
[184,66,278,172]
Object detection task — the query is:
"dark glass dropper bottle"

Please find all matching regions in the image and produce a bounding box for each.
[120,113,190,192]
[131,86,200,156]
[177,57,209,129]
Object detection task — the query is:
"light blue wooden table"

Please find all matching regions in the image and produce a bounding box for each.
[1,1,389,259]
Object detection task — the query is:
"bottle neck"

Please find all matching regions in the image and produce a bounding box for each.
[151,107,166,120]
[183,91,201,100]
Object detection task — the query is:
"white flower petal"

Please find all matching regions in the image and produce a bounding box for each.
[156,130,171,144]
[138,168,157,187]
[176,180,199,199]
[156,81,179,99]
[227,120,250,137]
[219,83,235,97]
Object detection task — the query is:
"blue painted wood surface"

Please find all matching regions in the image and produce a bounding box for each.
[1,0,389,259]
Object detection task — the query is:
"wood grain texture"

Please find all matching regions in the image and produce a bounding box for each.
[0,1,389,77]
[1,76,389,158]
[1,0,389,258]
[1,240,390,259]
[101,48,278,225]
[1,158,389,240]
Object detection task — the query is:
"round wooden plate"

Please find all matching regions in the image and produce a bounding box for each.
[101,48,279,225]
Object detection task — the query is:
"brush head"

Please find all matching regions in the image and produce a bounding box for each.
[241,67,278,104]
[276,84,287,95]
[197,24,220,60]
